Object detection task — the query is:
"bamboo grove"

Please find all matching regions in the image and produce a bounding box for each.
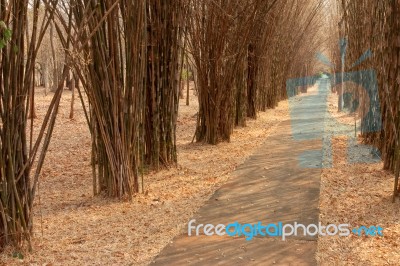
[188,0,325,143]
[0,0,360,251]
[333,0,400,201]
[61,0,186,197]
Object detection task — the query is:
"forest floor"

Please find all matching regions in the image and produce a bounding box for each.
[0,82,399,265]
[316,136,400,265]
[316,89,400,265]
[0,84,288,265]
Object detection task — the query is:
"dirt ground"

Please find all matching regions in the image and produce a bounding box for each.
[1,83,399,265]
[316,89,400,265]
[0,84,288,265]
[316,136,400,265]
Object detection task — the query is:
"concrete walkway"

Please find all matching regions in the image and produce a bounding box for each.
[152,79,331,265]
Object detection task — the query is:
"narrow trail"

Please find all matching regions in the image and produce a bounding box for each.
[152,79,334,265]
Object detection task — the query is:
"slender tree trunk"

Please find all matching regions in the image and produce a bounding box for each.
[50,22,58,92]
[186,58,190,106]
[69,71,76,119]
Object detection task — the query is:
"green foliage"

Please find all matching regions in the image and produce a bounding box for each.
[181,69,192,80]
[12,251,24,260]
[0,21,12,49]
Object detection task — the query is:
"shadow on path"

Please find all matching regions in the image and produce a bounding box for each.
[151,80,333,265]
